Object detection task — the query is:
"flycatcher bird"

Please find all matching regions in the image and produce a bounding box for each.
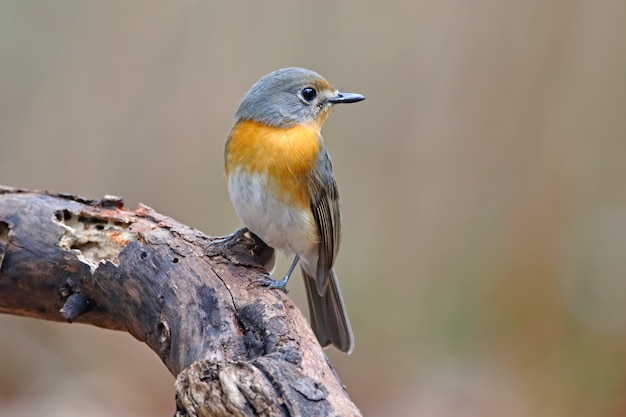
[224,67,364,353]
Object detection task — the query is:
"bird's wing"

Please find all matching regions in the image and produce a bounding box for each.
[308,144,342,295]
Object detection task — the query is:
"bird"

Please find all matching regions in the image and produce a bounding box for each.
[224,67,364,353]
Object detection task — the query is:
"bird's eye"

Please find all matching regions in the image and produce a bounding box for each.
[300,87,317,102]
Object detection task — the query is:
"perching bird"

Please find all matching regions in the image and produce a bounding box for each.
[225,67,364,353]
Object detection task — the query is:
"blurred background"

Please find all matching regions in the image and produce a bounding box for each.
[1,1,626,416]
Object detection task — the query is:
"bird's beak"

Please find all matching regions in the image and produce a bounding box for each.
[328,91,365,104]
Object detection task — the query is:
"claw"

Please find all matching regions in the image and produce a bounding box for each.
[251,274,290,293]
[248,254,301,294]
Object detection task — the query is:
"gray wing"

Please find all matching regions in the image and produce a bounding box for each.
[308,144,342,296]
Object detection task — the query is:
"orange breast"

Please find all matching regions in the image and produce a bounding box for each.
[225,120,321,208]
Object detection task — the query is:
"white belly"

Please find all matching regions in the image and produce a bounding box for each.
[228,170,317,256]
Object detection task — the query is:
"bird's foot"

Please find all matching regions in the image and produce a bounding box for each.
[250,273,290,293]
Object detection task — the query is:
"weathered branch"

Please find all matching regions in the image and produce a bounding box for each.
[0,186,361,417]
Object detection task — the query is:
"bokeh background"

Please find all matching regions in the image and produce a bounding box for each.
[2,1,626,416]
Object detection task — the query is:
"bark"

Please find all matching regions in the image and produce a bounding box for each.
[0,186,361,417]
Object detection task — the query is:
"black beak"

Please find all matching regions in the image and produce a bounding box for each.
[328,92,365,104]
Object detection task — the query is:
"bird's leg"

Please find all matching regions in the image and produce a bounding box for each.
[252,254,300,293]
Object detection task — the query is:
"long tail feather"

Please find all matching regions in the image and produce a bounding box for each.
[303,267,353,354]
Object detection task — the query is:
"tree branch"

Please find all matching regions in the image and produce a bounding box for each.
[0,186,361,417]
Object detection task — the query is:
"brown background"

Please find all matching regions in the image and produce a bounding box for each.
[2,1,626,416]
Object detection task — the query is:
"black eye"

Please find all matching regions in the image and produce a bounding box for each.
[300,87,317,102]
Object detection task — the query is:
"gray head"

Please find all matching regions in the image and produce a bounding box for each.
[234,67,364,128]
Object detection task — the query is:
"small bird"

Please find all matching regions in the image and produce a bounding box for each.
[224,67,364,353]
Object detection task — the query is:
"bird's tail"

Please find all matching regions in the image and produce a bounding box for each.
[302,267,354,354]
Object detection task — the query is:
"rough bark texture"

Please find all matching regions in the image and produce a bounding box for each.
[0,186,361,417]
